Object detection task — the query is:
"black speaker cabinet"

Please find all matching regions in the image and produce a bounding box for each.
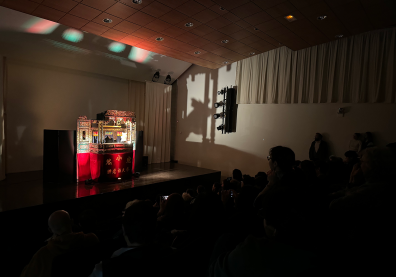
[43,130,76,184]
[134,131,144,172]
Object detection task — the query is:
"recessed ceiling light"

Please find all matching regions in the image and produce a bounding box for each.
[223,61,229,64]
[155,37,164,41]
[219,7,225,10]
[132,0,142,4]
[250,52,255,55]
[103,18,112,23]
[253,27,259,31]
[284,15,297,22]
[221,39,229,43]
[335,34,343,38]
[194,51,201,54]
[317,15,327,20]
[185,22,193,27]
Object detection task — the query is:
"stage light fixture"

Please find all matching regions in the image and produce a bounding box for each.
[214,101,224,108]
[164,74,171,84]
[217,124,224,131]
[152,71,160,82]
[213,112,224,119]
[217,89,225,95]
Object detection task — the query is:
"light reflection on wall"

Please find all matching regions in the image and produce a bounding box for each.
[108,42,126,53]
[128,47,152,63]
[62,28,84,43]
[23,18,59,34]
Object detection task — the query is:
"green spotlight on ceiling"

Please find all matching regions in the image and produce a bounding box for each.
[62,29,84,43]
[108,42,126,53]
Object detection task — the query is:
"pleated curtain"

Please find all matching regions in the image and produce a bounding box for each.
[128,80,145,132]
[0,57,6,181]
[236,28,396,104]
[143,81,172,164]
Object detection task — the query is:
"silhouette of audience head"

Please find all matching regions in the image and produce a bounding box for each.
[359,147,396,183]
[197,185,206,194]
[344,151,359,164]
[365,132,373,141]
[353,133,361,140]
[314,160,328,177]
[315,133,322,141]
[122,200,157,245]
[232,169,243,182]
[48,210,73,236]
[186,188,196,198]
[161,193,184,216]
[212,182,221,194]
[268,146,295,172]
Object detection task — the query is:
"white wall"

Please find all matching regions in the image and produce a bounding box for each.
[6,60,128,173]
[175,64,396,177]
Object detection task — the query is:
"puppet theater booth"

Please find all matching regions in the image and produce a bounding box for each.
[37,110,220,211]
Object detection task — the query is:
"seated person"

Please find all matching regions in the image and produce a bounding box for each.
[90,200,178,277]
[232,169,243,182]
[21,210,99,277]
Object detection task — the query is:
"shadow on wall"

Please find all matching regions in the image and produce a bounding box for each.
[175,65,268,176]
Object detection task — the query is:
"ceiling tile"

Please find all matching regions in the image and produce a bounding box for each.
[192,8,219,23]
[209,4,229,15]
[1,0,39,14]
[306,11,350,39]
[81,0,114,11]
[235,20,251,29]
[199,52,227,65]
[105,2,137,19]
[275,31,300,43]
[223,12,239,22]
[32,4,65,21]
[174,18,203,30]
[131,27,158,39]
[159,10,188,25]
[264,26,294,37]
[146,19,172,32]
[256,19,284,32]
[220,51,246,61]
[365,1,396,29]
[244,11,273,26]
[288,0,325,9]
[58,13,89,29]
[188,48,208,55]
[168,40,196,52]
[126,11,156,26]
[252,0,288,10]
[101,29,128,41]
[218,23,243,35]
[283,17,316,32]
[69,4,102,21]
[81,21,109,36]
[223,41,246,51]
[234,44,257,55]
[190,24,215,36]
[296,30,329,45]
[161,26,187,38]
[42,0,77,13]
[299,1,330,17]
[229,29,253,40]
[241,35,262,44]
[214,0,250,11]
[157,0,189,9]
[176,32,200,43]
[250,40,277,52]
[113,20,141,34]
[189,37,211,47]
[120,34,146,46]
[324,0,355,8]
[141,1,172,17]
[230,2,262,19]
[92,12,123,27]
[204,30,226,41]
[177,0,206,16]
[200,42,222,51]
[213,36,236,46]
[282,37,311,50]
[210,46,231,56]
[266,1,298,18]
[255,32,280,45]
[206,17,232,29]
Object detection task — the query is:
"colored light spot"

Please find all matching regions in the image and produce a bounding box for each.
[62,29,84,43]
[128,47,152,63]
[108,42,126,53]
[23,18,59,34]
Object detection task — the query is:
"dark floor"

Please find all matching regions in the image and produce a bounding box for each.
[0,163,221,212]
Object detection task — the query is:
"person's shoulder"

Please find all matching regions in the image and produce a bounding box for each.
[80,232,99,245]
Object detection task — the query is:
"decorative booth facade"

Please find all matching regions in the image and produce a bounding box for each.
[77,110,136,182]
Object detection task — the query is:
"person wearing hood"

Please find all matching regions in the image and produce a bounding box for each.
[20,210,99,277]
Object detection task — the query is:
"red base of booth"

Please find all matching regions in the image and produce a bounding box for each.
[77,151,134,182]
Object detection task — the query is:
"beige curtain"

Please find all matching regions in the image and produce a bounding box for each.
[0,57,6,181]
[236,28,396,104]
[128,80,145,132]
[144,81,171,164]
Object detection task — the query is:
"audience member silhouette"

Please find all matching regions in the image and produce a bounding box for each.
[21,210,99,277]
[309,133,329,162]
[349,133,362,153]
